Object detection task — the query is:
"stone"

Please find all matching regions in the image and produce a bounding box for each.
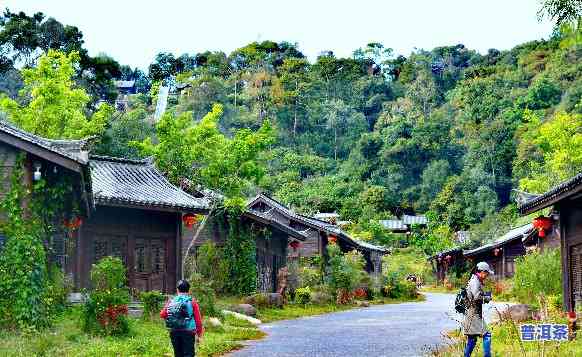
[244,293,284,308]
[491,304,532,323]
[311,291,333,305]
[222,310,262,325]
[356,301,370,307]
[208,317,223,328]
[267,293,284,308]
[230,303,257,317]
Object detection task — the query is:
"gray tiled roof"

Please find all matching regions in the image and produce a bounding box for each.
[248,194,387,253]
[90,156,209,211]
[0,120,90,164]
[379,219,406,230]
[115,80,136,88]
[402,214,428,225]
[464,224,533,256]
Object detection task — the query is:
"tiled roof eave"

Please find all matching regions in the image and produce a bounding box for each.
[518,172,582,214]
[95,196,208,212]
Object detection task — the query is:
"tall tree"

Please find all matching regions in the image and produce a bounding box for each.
[0,50,112,139]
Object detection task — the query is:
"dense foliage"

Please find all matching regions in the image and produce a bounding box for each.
[82,257,130,336]
[511,248,562,307]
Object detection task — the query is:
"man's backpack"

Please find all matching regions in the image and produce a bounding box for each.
[165,297,192,330]
[455,287,468,314]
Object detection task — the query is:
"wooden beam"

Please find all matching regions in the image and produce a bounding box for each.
[0,131,82,173]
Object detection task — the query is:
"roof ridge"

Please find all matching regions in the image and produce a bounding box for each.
[90,155,149,165]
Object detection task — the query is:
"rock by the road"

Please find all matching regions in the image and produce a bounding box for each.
[490,303,531,323]
[230,304,257,317]
[222,310,262,325]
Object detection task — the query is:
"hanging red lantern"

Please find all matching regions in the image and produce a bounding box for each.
[494,247,502,256]
[328,235,337,244]
[63,216,83,230]
[182,213,198,228]
[533,216,552,238]
[289,240,301,250]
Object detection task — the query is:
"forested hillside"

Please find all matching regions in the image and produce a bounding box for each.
[1,8,581,254]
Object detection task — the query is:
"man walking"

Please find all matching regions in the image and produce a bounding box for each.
[160,280,204,357]
[463,261,494,357]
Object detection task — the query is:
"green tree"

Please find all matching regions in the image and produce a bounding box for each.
[518,111,582,192]
[0,50,112,139]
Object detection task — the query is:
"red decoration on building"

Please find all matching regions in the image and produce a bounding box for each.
[494,247,503,256]
[182,213,198,228]
[328,235,337,244]
[533,216,552,238]
[289,240,301,250]
[63,216,83,231]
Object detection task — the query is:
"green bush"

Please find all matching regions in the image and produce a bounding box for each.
[295,287,312,305]
[512,248,562,307]
[325,244,366,303]
[0,231,52,329]
[195,241,228,293]
[82,257,130,336]
[189,273,220,317]
[383,272,418,299]
[298,265,323,288]
[140,290,166,320]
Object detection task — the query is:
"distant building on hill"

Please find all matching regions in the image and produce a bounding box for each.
[379,214,428,233]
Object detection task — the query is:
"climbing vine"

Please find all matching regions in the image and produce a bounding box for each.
[221,207,258,296]
[0,154,78,329]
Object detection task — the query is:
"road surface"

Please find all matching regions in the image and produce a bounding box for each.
[230,292,508,357]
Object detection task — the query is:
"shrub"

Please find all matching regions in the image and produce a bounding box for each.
[0,231,52,329]
[325,244,366,304]
[512,248,562,307]
[195,241,228,293]
[383,272,418,299]
[295,287,312,305]
[140,290,166,320]
[298,265,323,288]
[82,257,130,336]
[189,273,220,317]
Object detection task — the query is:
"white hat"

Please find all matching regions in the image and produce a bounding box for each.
[477,261,494,275]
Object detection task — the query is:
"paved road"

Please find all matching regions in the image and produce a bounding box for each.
[230,293,510,357]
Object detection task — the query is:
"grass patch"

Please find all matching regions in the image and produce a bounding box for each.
[421,285,456,294]
[433,319,582,356]
[257,295,426,323]
[0,307,264,357]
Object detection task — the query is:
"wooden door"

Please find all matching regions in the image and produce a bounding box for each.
[131,237,169,292]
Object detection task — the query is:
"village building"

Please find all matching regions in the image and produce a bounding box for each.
[518,171,582,312]
[114,80,137,111]
[380,214,428,234]
[187,194,387,292]
[428,247,464,283]
[463,224,531,280]
[0,121,209,293]
[246,194,387,275]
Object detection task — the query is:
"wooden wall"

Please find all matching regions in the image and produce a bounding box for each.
[77,206,179,293]
[560,198,582,312]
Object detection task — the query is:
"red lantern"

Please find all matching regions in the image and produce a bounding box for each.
[494,247,502,256]
[182,213,198,228]
[289,241,301,250]
[63,216,83,230]
[533,216,552,238]
[328,235,337,244]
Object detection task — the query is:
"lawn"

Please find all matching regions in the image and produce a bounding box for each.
[0,308,264,357]
[0,296,425,356]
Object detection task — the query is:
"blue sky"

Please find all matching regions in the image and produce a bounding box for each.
[2,0,554,70]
